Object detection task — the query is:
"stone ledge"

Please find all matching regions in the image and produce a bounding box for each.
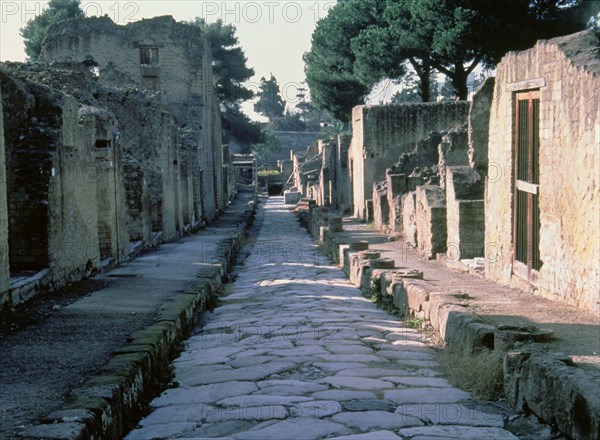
[18,201,256,440]
[305,208,600,440]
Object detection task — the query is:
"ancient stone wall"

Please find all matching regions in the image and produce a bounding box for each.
[335,134,352,214]
[1,73,100,287]
[0,80,8,295]
[445,167,485,260]
[350,102,469,219]
[80,107,130,262]
[415,185,447,259]
[486,30,600,314]
[468,78,495,175]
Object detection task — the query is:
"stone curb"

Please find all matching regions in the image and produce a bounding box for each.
[299,207,600,440]
[18,199,257,440]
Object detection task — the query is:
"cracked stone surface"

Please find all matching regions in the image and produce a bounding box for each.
[125,197,517,439]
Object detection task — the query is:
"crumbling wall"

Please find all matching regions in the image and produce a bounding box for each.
[0,79,9,295]
[1,72,100,285]
[416,185,447,259]
[438,127,469,189]
[350,101,469,219]
[372,181,390,231]
[468,77,495,175]
[123,155,150,242]
[79,106,129,262]
[335,134,352,213]
[446,166,485,260]
[486,30,600,314]
[41,16,206,123]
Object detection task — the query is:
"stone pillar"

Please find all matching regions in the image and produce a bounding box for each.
[445,166,485,261]
[0,80,9,295]
[416,185,447,259]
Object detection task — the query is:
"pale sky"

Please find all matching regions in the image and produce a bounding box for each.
[0,0,337,119]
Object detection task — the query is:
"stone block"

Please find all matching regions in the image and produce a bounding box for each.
[284,190,301,205]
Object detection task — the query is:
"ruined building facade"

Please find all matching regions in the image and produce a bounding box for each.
[292,30,599,316]
[0,16,234,310]
[485,31,599,313]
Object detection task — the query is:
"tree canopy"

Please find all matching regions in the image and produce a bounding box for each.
[190,18,263,148]
[21,0,85,61]
[305,0,598,116]
[254,75,286,122]
[303,0,387,121]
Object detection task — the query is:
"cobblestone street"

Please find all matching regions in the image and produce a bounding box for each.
[125,198,518,440]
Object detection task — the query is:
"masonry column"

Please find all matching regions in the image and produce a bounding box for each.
[0,80,9,295]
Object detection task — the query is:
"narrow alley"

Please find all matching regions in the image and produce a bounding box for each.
[125,198,517,440]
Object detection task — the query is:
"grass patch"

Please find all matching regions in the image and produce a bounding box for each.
[406,317,426,328]
[437,347,504,401]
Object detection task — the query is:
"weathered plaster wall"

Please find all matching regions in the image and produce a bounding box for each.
[350,102,469,219]
[1,73,100,285]
[80,107,129,262]
[486,30,600,314]
[0,79,8,294]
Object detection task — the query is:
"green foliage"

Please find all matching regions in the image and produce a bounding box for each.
[254,75,286,122]
[306,0,596,110]
[190,18,254,107]
[304,0,384,121]
[251,130,281,163]
[221,107,264,152]
[190,18,261,149]
[20,0,84,61]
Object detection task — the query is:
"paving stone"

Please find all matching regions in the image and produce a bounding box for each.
[382,377,452,387]
[205,405,288,423]
[328,431,404,440]
[131,199,514,440]
[395,403,505,427]
[125,422,198,439]
[398,425,519,439]
[290,400,343,418]
[384,387,471,404]
[341,399,396,412]
[256,382,328,396]
[320,376,395,390]
[177,361,298,386]
[310,390,378,401]
[312,362,367,372]
[227,356,278,368]
[185,421,257,438]
[217,395,313,407]
[332,410,424,431]
[336,368,414,378]
[151,382,258,407]
[139,404,215,425]
[232,419,352,439]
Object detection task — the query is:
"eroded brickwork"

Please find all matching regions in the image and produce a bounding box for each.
[486,30,600,314]
[350,102,469,219]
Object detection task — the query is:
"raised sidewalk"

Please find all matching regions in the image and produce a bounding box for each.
[302,205,600,440]
[4,191,256,440]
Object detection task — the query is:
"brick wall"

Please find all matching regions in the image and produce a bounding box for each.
[485,30,600,315]
[350,102,469,219]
